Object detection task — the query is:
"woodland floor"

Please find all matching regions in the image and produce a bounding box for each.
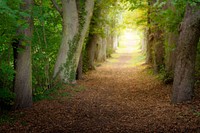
[1,37,200,133]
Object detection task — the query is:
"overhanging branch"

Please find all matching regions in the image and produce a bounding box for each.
[51,0,62,16]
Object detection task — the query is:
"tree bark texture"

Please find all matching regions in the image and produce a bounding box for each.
[141,28,148,54]
[113,35,118,51]
[152,29,165,73]
[145,0,152,64]
[172,4,200,103]
[53,0,94,82]
[14,0,33,109]
[146,29,153,64]
[165,32,178,73]
[95,36,107,62]
[76,52,83,80]
[86,34,98,70]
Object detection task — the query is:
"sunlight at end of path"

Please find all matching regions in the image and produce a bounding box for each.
[107,29,145,67]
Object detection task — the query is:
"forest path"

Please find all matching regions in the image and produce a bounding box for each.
[1,32,200,132]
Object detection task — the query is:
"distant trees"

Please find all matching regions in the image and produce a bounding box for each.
[85,0,121,70]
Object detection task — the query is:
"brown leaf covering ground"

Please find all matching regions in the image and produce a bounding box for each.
[1,36,200,133]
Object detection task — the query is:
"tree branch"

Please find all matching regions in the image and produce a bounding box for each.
[51,0,62,16]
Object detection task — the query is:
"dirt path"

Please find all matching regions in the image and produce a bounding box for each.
[1,36,200,132]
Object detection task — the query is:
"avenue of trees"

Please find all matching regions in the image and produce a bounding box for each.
[0,0,200,110]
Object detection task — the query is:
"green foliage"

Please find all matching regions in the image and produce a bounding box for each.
[0,113,16,125]
[90,0,123,37]
[157,65,173,84]
[32,0,62,92]
[0,0,22,109]
[33,85,58,102]
[0,89,15,110]
[82,38,89,73]
[106,48,115,58]
[0,0,38,109]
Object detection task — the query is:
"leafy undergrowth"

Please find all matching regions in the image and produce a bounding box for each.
[1,45,200,132]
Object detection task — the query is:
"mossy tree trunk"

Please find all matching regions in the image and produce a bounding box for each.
[76,52,83,80]
[172,3,200,103]
[152,29,165,73]
[145,0,153,64]
[53,0,94,83]
[165,33,177,74]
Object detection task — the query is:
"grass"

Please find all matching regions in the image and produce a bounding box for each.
[107,52,121,63]
[128,51,145,67]
[33,82,86,102]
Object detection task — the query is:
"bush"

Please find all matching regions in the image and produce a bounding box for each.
[0,89,15,110]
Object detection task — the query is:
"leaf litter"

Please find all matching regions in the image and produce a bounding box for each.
[1,46,200,133]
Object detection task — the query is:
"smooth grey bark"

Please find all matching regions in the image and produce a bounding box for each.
[106,35,114,58]
[95,36,107,62]
[113,35,118,51]
[53,0,94,82]
[14,0,33,109]
[172,4,200,103]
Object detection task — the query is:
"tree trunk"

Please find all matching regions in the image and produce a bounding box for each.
[145,0,152,64]
[141,28,148,53]
[76,52,83,80]
[164,0,177,75]
[95,37,107,62]
[165,32,177,73]
[152,29,165,73]
[113,35,118,51]
[146,29,153,64]
[86,34,97,70]
[172,4,200,103]
[53,0,94,83]
[14,0,33,109]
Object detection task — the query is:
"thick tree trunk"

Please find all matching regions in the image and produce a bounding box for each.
[146,29,153,64]
[53,0,78,82]
[172,4,200,103]
[165,33,177,73]
[14,0,33,109]
[145,1,152,64]
[76,52,83,80]
[95,37,107,62]
[152,29,165,73]
[113,35,118,51]
[142,28,148,53]
[86,34,97,70]
[164,0,177,75]
[106,35,114,58]
[53,0,94,83]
